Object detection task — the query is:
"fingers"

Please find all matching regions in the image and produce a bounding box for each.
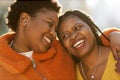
[115,58,120,73]
[113,49,120,73]
[111,47,119,60]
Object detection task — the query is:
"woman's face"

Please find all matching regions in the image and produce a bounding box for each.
[21,9,58,53]
[58,16,96,58]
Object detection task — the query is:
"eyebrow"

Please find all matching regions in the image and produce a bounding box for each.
[74,23,83,26]
[59,23,83,36]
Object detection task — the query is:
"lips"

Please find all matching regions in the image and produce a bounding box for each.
[73,39,85,48]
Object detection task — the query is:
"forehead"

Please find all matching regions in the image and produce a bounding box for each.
[62,16,83,24]
[59,16,84,30]
[34,9,59,22]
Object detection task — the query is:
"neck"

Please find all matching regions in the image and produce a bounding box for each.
[10,33,31,53]
[79,46,102,80]
[80,46,101,69]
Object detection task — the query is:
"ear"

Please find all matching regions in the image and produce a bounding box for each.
[19,12,30,28]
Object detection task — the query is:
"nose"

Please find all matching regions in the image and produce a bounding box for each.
[50,29,56,38]
[70,32,78,41]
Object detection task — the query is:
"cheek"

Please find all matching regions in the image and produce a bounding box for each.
[63,40,80,57]
[87,31,96,43]
[62,40,69,49]
[63,41,73,52]
[81,28,93,40]
[28,23,49,37]
[24,27,42,44]
[30,20,49,33]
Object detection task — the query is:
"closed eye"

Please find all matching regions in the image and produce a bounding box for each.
[47,22,53,28]
[45,20,54,28]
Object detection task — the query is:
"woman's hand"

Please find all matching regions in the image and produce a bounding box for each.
[109,31,120,60]
[109,31,120,72]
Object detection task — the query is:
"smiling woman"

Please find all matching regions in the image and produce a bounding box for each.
[0,0,76,80]
[57,10,120,80]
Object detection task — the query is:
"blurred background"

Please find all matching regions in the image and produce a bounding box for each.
[0,0,120,35]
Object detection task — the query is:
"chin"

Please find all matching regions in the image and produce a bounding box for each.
[35,45,51,53]
[39,47,51,53]
[42,49,49,53]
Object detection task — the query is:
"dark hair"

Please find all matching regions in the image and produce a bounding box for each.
[56,10,109,62]
[7,0,61,32]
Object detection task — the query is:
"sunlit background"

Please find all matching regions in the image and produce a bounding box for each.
[0,0,120,35]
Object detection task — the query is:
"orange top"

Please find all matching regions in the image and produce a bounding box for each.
[0,33,76,80]
[100,28,120,46]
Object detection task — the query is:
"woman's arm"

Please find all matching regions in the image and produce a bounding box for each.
[100,27,120,72]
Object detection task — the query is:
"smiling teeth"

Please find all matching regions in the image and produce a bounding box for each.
[43,36,51,43]
[73,40,84,47]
